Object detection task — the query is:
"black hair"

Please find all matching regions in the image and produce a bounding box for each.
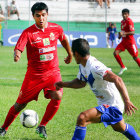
[72,38,90,57]
[122,8,129,14]
[31,2,48,15]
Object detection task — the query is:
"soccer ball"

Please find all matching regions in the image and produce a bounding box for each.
[20,109,39,128]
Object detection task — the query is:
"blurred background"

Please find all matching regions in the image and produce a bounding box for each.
[0,0,140,47]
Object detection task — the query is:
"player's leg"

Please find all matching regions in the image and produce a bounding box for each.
[0,76,43,136]
[36,90,62,139]
[39,90,62,126]
[133,56,140,67]
[113,44,127,75]
[127,43,140,67]
[36,73,63,138]
[72,108,101,140]
[111,119,140,140]
[0,103,27,136]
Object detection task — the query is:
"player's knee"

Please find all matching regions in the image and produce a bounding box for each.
[112,126,124,133]
[53,91,63,100]
[113,51,117,56]
[14,102,27,112]
[77,112,87,125]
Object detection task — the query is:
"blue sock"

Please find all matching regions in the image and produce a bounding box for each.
[123,124,140,140]
[72,126,87,140]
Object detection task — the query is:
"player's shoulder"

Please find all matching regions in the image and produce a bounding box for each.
[22,24,36,33]
[87,56,101,69]
[48,22,62,28]
[127,17,134,24]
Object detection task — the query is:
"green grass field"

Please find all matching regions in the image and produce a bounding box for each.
[0,47,140,140]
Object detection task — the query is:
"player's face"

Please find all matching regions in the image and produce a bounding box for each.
[33,10,48,29]
[122,12,129,20]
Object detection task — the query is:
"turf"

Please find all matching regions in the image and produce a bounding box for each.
[0,47,140,140]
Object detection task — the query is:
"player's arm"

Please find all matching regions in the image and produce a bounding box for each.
[103,70,137,115]
[55,78,86,90]
[60,37,72,64]
[14,49,22,62]
[14,30,28,62]
[120,31,135,36]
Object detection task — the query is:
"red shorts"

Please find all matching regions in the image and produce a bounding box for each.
[115,41,138,57]
[16,72,63,104]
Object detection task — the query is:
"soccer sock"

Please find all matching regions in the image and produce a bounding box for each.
[40,99,61,126]
[114,54,125,68]
[1,105,19,130]
[123,123,140,140]
[72,126,87,140]
[135,57,140,67]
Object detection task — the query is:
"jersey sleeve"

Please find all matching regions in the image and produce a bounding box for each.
[14,30,28,52]
[128,20,135,32]
[92,62,111,79]
[58,25,66,42]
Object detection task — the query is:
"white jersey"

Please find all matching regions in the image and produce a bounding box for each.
[77,56,124,113]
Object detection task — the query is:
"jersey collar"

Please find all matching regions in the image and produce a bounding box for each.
[34,22,48,32]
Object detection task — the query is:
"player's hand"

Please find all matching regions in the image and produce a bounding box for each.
[124,101,138,116]
[118,32,122,39]
[64,54,72,64]
[14,49,21,62]
[55,81,64,90]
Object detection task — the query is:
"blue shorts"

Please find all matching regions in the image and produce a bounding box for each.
[96,105,123,127]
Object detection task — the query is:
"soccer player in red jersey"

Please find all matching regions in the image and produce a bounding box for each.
[114,8,140,75]
[0,2,72,139]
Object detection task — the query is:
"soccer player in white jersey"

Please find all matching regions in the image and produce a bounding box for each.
[55,38,140,140]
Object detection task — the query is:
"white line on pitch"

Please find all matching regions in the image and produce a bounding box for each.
[0,77,18,80]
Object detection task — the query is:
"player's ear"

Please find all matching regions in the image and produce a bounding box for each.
[75,52,80,58]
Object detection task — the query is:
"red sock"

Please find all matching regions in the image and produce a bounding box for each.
[135,57,140,67]
[2,105,19,130]
[40,99,61,126]
[114,54,125,68]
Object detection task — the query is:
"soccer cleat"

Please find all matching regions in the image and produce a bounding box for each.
[118,67,127,75]
[0,128,7,136]
[36,126,47,139]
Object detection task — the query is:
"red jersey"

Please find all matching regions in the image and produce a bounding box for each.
[121,17,135,42]
[14,22,66,77]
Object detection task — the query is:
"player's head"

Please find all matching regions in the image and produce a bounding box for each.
[12,0,15,4]
[109,22,112,27]
[31,2,48,29]
[111,23,114,28]
[72,38,90,64]
[122,8,129,20]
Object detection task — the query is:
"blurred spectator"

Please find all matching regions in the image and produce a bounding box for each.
[106,22,112,48]
[108,23,117,48]
[7,0,20,20]
[0,4,4,15]
[0,4,5,22]
[96,0,110,8]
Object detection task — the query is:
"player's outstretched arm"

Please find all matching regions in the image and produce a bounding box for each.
[55,78,86,90]
[60,38,72,64]
[103,70,138,115]
[14,49,22,62]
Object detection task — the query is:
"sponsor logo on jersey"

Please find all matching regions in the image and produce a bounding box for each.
[33,31,39,34]
[49,25,58,27]
[39,46,55,53]
[31,37,42,44]
[40,53,54,61]
[49,33,55,41]
[36,37,42,41]
[43,38,50,46]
